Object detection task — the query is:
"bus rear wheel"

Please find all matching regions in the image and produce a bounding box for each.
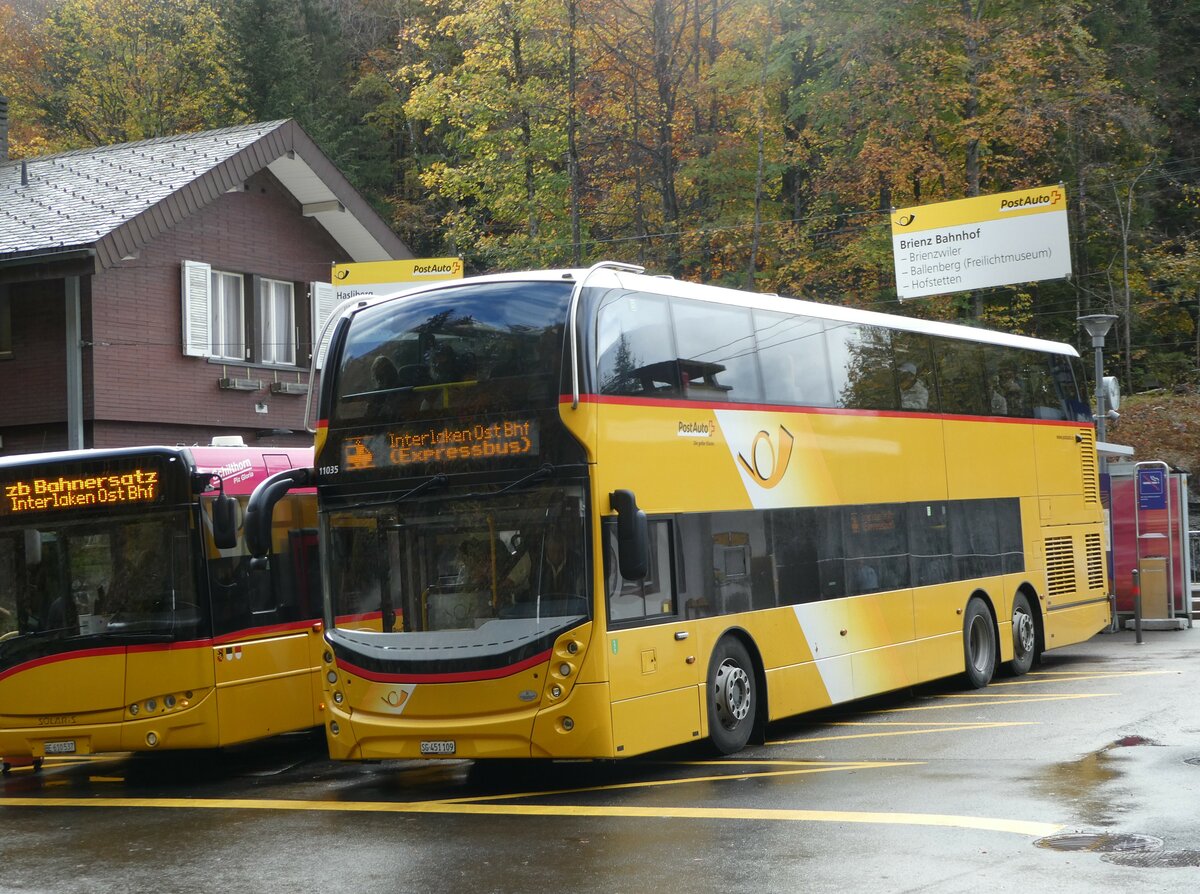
[1008,592,1037,676]
[962,598,996,689]
[707,637,757,755]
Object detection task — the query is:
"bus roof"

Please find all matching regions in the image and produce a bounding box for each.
[349,266,1081,359]
[0,444,313,497]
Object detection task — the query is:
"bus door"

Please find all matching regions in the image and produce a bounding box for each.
[0,527,127,753]
[208,498,321,746]
[604,517,702,756]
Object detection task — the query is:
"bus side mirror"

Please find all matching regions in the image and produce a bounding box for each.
[245,467,316,568]
[610,489,649,581]
[212,493,239,551]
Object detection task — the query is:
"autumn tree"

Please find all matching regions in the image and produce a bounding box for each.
[34,0,242,145]
[398,0,576,269]
[0,2,55,155]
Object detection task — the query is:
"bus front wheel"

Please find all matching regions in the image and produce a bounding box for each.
[1008,592,1037,676]
[707,637,756,755]
[962,598,996,689]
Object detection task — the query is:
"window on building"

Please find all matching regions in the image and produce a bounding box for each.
[183,261,317,367]
[258,278,295,365]
[210,270,245,360]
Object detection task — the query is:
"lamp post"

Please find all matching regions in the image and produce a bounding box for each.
[1078,314,1118,447]
[1079,313,1119,634]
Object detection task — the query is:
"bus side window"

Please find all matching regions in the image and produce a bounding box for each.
[844,505,909,595]
[908,502,952,587]
[1050,354,1091,422]
[596,290,680,397]
[604,518,675,622]
[0,537,17,636]
[892,333,936,412]
[1026,353,1066,420]
[936,339,987,415]
[755,311,834,408]
[829,323,897,411]
[766,509,822,606]
[671,298,762,403]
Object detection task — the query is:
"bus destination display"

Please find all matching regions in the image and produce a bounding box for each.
[343,419,540,472]
[1,469,160,515]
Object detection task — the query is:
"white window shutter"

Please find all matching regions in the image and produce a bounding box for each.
[181,260,212,357]
[310,281,337,369]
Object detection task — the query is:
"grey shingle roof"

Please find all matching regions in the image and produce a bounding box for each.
[0,119,409,269]
[0,121,284,258]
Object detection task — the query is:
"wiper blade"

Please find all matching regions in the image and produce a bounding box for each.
[338,474,449,513]
[400,473,449,502]
[470,463,556,499]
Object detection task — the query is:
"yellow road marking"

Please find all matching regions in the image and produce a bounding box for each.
[994,670,1171,686]
[0,795,1061,836]
[882,692,1113,712]
[430,761,917,804]
[935,691,1111,697]
[770,721,1033,745]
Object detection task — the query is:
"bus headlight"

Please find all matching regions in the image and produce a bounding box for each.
[330,721,340,735]
[326,670,338,684]
[559,663,572,677]
[333,691,344,704]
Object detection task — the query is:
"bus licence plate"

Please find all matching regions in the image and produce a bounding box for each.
[420,740,456,755]
[43,740,76,755]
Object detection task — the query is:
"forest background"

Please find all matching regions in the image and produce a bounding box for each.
[3,0,1200,406]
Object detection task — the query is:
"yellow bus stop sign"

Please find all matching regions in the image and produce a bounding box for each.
[331,258,464,300]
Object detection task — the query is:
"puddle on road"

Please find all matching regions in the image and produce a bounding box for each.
[1036,734,1161,827]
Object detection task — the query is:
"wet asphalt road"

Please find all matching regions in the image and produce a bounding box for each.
[2,626,1199,893]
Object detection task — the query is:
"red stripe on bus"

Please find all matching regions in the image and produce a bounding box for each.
[566,393,1093,427]
[0,621,323,679]
[335,648,553,684]
[0,645,127,683]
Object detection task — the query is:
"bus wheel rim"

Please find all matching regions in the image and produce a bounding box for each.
[714,660,751,728]
[1014,607,1035,657]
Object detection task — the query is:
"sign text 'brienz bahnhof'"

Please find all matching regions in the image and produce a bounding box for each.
[1,470,160,514]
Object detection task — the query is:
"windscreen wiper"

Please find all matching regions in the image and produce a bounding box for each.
[467,463,556,499]
[400,473,448,501]
[337,473,449,513]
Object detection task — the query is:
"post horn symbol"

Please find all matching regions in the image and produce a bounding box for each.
[737,425,795,489]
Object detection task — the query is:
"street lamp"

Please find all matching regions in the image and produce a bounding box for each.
[1078,314,1118,447]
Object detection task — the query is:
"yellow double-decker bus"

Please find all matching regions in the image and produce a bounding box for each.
[247,264,1109,760]
[0,443,322,772]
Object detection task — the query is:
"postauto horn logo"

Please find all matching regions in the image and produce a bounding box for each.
[737,426,795,489]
